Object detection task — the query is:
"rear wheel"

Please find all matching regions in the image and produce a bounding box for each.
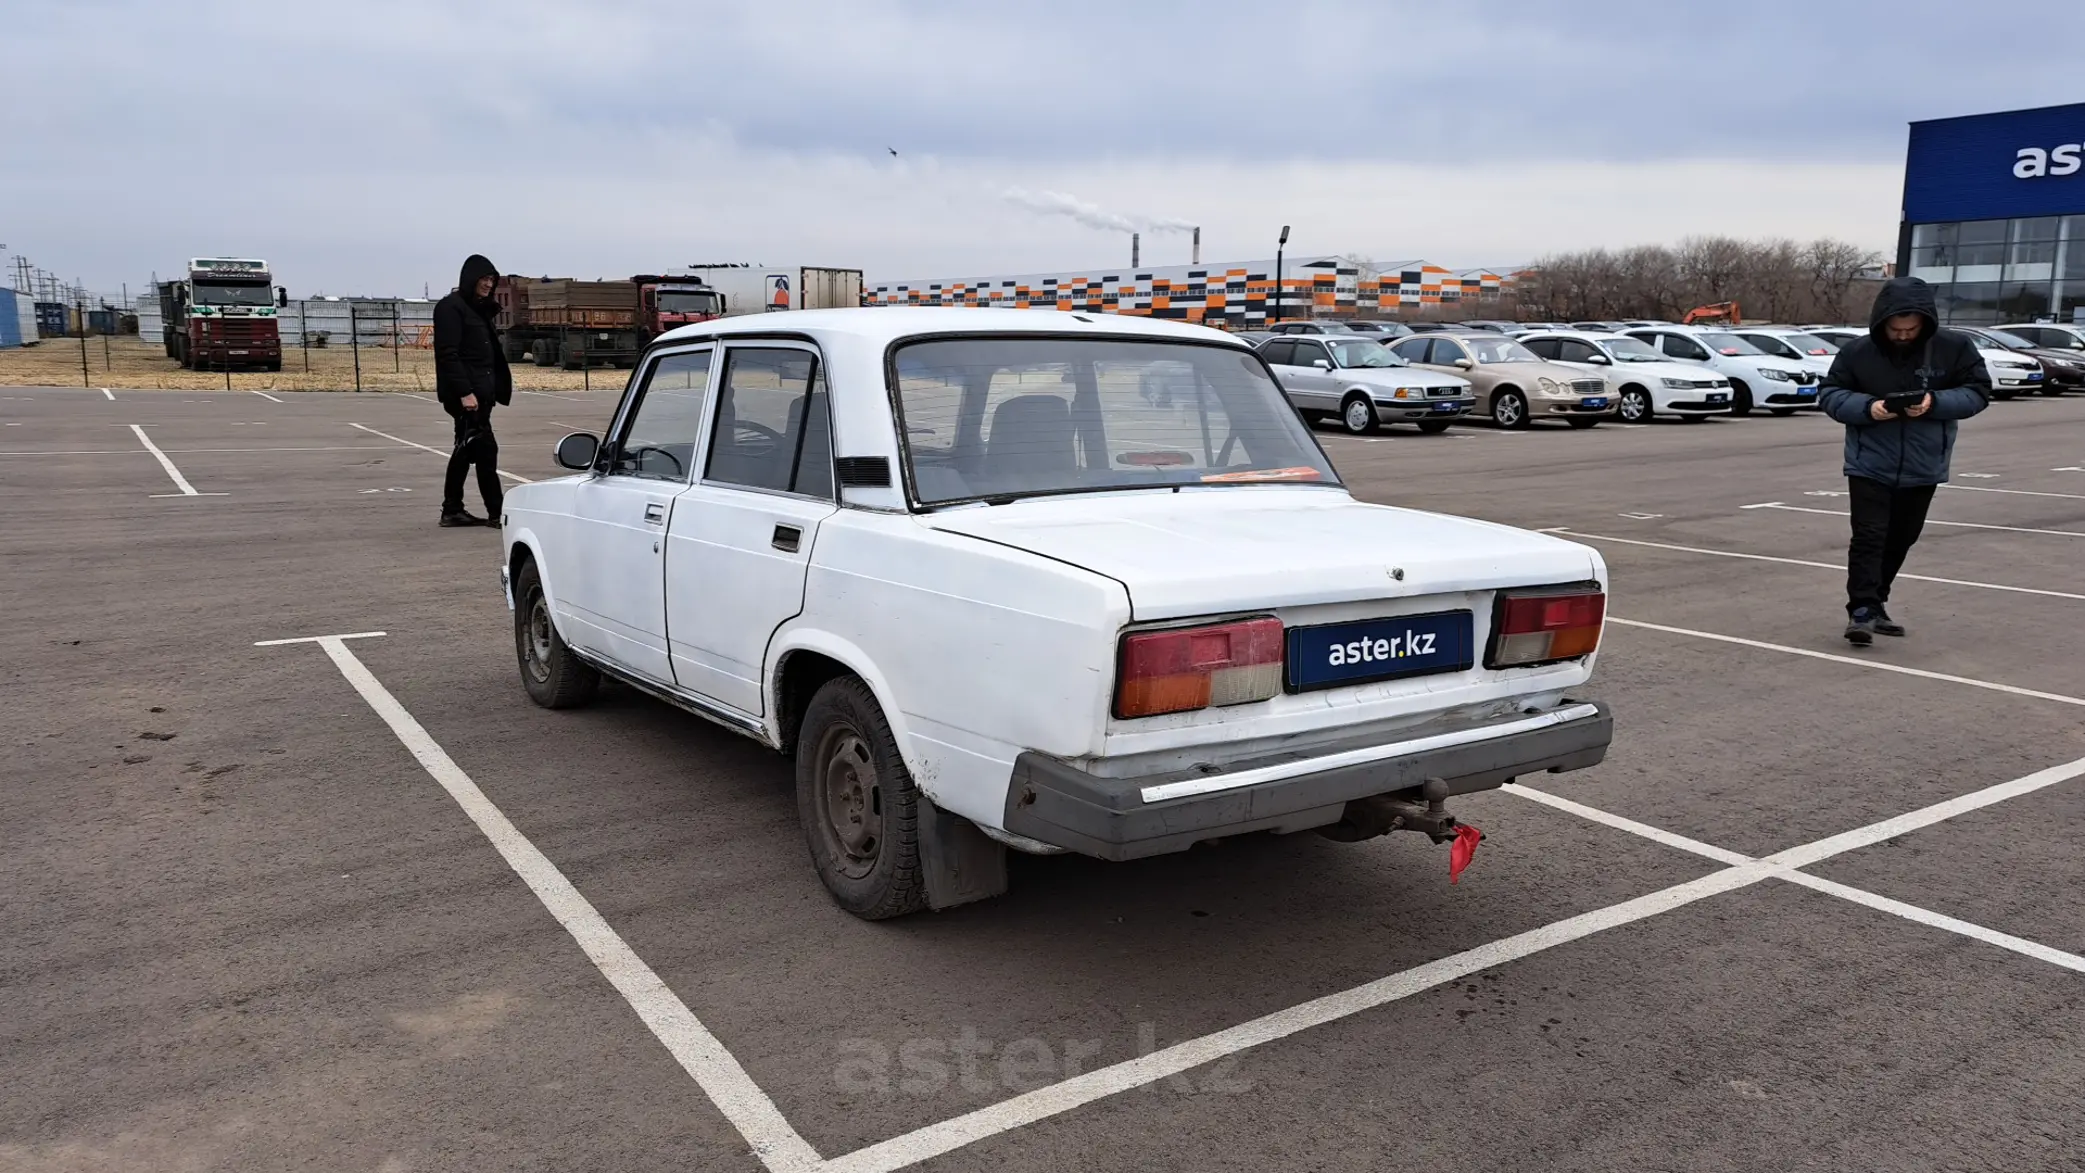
[514,560,599,709]
[1491,389,1529,429]
[1416,419,1453,434]
[796,677,927,920]
[1618,386,1652,422]
[1728,380,1754,416]
[532,338,558,367]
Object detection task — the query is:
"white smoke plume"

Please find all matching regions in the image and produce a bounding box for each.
[1002,188,1194,234]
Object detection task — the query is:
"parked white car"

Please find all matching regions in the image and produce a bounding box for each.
[499,308,1614,918]
[1797,323,2046,399]
[1726,328,1839,378]
[1623,325,1821,416]
[1518,331,1732,422]
[1257,334,1475,434]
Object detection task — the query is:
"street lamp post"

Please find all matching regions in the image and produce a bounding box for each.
[1274,225,1290,327]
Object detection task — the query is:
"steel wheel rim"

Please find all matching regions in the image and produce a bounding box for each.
[1496,396,1521,426]
[818,724,882,878]
[524,595,554,683]
[1621,392,1647,421]
[1344,400,1372,432]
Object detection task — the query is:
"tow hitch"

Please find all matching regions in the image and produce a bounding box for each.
[1317,777,1485,881]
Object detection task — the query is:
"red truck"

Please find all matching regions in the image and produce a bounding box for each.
[159,258,286,371]
[496,275,725,369]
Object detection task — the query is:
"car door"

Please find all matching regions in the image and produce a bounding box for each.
[1284,338,1339,409]
[559,346,713,683]
[664,342,839,715]
[1257,339,1310,410]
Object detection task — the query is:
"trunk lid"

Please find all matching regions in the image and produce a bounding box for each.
[923,487,1599,620]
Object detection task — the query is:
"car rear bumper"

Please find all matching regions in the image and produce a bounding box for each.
[1001,699,1613,861]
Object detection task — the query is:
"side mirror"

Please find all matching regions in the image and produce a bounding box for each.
[1585,353,1611,365]
[1312,359,1332,370]
[1454,358,1475,370]
[554,431,601,471]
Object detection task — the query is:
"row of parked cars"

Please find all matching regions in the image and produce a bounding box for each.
[1243,318,2085,434]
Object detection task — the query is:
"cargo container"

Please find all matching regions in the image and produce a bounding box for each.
[496,274,724,369]
[676,265,863,317]
[0,288,31,348]
[35,301,67,338]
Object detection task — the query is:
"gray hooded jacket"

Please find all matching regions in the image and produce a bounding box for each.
[1817,277,1989,487]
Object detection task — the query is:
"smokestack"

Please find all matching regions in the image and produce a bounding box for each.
[1192,227,1201,265]
[1131,233,1140,268]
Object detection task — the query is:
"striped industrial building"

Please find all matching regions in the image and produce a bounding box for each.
[865,256,1520,326]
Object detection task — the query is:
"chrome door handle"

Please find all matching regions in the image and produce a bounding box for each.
[644,502,665,526]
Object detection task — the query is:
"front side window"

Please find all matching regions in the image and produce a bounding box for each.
[1389,337,1430,362]
[612,349,711,480]
[1258,339,1296,366]
[892,337,1338,506]
[705,347,833,498]
[1427,338,1470,365]
[1291,340,1331,367]
[1558,339,1602,364]
[1741,334,1800,360]
[1520,337,1561,360]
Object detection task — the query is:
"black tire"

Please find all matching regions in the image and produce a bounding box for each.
[1617,386,1653,423]
[1769,408,1796,417]
[1567,416,1600,429]
[1728,380,1754,416]
[514,559,599,709]
[532,338,558,367]
[796,677,927,920]
[2040,385,2065,397]
[1491,389,1530,429]
[264,359,282,373]
[1339,393,1380,435]
[1416,419,1453,434]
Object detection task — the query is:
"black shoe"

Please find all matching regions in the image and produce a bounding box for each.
[439,511,488,528]
[1844,607,1876,646]
[1873,607,1906,638]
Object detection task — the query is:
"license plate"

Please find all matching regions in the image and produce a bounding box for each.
[1286,610,1475,692]
[1797,389,1817,397]
[1430,401,1460,412]
[1707,393,1729,403]
[1582,397,1609,408]
[2029,372,2045,381]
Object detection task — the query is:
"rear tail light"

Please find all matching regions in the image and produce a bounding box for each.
[1487,587,1605,668]
[1115,617,1284,718]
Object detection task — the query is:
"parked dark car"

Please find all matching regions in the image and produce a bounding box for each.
[1961,327,2078,395]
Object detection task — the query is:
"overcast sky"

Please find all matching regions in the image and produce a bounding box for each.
[7,0,2083,298]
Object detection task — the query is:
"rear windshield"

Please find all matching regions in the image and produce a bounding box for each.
[891,337,1338,506]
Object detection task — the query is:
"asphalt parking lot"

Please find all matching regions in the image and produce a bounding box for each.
[4,383,2081,1173]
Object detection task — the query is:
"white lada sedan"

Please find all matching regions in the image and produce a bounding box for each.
[499,308,1613,918]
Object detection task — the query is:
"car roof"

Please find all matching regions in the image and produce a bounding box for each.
[651,306,1249,349]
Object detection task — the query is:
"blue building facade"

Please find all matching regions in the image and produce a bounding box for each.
[1901,102,2085,325]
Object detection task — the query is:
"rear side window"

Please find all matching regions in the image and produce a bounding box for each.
[705,346,834,498]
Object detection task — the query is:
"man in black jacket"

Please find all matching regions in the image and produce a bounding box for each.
[1817,277,1989,645]
[432,254,513,527]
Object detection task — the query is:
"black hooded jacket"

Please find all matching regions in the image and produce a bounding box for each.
[1818,277,1989,487]
[432,254,513,409]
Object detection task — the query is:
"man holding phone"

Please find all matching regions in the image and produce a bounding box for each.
[1819,277,1990,645]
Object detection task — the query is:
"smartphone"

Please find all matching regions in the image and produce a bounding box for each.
[1883,393,1924,416]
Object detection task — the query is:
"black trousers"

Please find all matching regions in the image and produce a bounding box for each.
[1845,476,1935,614]
[442,403,501,517]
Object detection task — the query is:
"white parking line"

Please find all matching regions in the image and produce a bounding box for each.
[129,424,227,497]
[1557,530,2085,603]
[1743,500,2085,539]
[249,389,285,403]
[1606,617,2085,708]
[100,387,114,401]
[348,422,535,483]
[271,634,823,1173]
[1943,483,2085,502]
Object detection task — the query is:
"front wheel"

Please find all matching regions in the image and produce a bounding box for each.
[1491,390,1529,429]
[1618,387,1652,423]
[1340,393,1380,435]
[797,677,927,919]
[1416,419,1454,434]
[514,560,599,709]
[1728,380,1754,416]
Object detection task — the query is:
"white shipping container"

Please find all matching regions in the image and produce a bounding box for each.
[674,266,862,317]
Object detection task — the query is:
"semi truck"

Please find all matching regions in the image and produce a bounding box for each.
[496,274,726,369]
[159,258,286,371]
[495,266,861,368]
